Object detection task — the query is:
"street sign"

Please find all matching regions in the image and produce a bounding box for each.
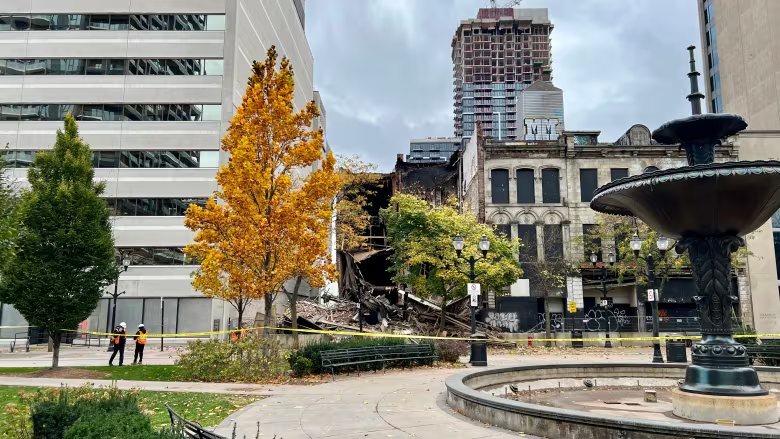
[647,289,659,302]
[568,301,577,313]
[467,283,480,307]
[600,299,608,307]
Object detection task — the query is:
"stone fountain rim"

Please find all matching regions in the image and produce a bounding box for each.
[445,363,780,438]
[590,160,780,217]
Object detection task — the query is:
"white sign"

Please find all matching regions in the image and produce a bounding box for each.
[647,289,659,302]
[468,283,480,307]
[600,299,608,307]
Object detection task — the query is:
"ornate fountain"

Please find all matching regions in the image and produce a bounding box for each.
[590,47,780,425]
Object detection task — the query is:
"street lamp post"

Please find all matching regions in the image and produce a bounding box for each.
[453,234,491,366]
[590,251,615,348]
[630,233,669,363]
[106,254,131,352]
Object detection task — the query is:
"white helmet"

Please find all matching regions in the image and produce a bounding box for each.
[120,322,127,328]
[138,323,145,328]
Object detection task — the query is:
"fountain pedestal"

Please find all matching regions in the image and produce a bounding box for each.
[671,389,779,425]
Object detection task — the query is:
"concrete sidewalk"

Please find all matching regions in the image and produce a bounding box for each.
[0,345,179,367]
[0,348,654,439]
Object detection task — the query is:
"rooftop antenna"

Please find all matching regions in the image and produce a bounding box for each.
[487,0,522,8]
[686,45,705,115]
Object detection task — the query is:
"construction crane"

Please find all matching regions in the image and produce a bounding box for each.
[486,0,522,8]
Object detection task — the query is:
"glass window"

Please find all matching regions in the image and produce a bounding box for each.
[116,198,136,216]
[109,15,129,31]
[97,151,119,168]
[5,60,24,76]
[494,224,511,239]
[86,59,106,75]
[579,168,598,202]
[108,59,126,75]
[490,169,509,204]
[123,247,155,266]
[583,224,601,260]
[202,105,221,121]
[541,168,560,203]
[88,15,110,30]
[517,224,537,262]
[0,105,20,121]
[206,15,226,31]
[177,298,212,333]
[775,232,780,280]
[516,169,534,203]
[610,168,629,182]
[543,225,564,261]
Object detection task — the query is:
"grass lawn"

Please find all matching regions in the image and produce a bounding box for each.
[0,365,185,381]
[0,386,261,429]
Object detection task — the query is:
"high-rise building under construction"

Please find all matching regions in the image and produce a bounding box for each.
[452,7,557,141]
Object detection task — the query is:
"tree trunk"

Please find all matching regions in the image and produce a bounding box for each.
[544,296,552,348]
[237,301,244,331]
[438,294,448,335]
[263,295,273,336]
[51,332,61,368]
[290,276,303,350]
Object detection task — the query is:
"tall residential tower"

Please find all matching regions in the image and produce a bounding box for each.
[452,8,557,142]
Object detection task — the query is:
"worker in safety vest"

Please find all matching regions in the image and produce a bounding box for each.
[108,322,127,366]
[132,323,148,365]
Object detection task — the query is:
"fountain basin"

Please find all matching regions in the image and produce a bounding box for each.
[445,364,780,438]
[590,161,780,239]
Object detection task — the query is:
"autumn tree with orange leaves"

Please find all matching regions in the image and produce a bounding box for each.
[185,46,339,333]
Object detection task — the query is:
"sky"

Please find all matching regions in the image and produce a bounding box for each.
[306,0,702,172]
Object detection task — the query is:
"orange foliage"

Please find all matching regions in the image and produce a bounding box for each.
[184,46,339,327]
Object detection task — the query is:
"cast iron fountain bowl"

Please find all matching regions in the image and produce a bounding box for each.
[589,161,780,239]
[652,113,747,145]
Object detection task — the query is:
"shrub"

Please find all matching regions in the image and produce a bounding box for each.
[287,337,412,375]
[63,412,171,439]
[433,339,469,363]
[176,335,289,383]
[291,356,314,377]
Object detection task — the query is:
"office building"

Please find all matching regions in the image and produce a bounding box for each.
[452,7,554,141]
[0,0,325,339]
[697,0,780,336]
[406,137,462,164]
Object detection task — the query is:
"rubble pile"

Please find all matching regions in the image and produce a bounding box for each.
[278,291,505,339]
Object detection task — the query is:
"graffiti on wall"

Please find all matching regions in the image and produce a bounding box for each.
[524,118,561,141]
[537,312,564,331]
[486,311,520,332]
[584,307,632,331]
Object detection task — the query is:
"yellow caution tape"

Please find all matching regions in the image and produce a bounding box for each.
[56,325,774,344]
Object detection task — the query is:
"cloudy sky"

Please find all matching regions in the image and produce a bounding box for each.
[306,0,701,171]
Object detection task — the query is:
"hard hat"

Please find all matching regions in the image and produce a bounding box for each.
[138,323,145,328]
[120,322,127,328]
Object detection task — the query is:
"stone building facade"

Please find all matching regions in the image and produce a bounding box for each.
[462,124,751,332]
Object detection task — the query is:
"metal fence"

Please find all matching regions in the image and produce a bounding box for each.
[526,315,725,334]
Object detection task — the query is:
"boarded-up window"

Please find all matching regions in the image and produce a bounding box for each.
[544,225,564,261]
[579,168,598,202]
[541,168,560,203]
[517,224,537,262]
[491,169,509,204]
[610,168,628,182]
[494,224,511,239]
[516,169,535,203]
[582,224,601,261]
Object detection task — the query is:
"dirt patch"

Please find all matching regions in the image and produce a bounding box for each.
[4,368,110,380]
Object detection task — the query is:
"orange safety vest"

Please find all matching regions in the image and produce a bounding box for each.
[137,332,147,345]
[231,332,238,343]
[113,329,125,344]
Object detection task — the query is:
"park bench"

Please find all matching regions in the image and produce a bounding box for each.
[9,332,29,353]
[320,343,437,378]
[746,344,780,366]
[167,403,227,439]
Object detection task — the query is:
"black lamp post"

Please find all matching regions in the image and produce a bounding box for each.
[590,251,615,348]
[106,253,131,352]
[630,233,669,363]
[453,234,491,366]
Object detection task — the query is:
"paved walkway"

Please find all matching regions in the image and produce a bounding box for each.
[0,348,654,439]
[0,345,179,367]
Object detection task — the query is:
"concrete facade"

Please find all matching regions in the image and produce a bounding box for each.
[697,0,780,336]
[0,0,325,338]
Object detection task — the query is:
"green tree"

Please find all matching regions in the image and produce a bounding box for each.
[0,115,117,368]
[0,146,19,273]
[381,194,522,334]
